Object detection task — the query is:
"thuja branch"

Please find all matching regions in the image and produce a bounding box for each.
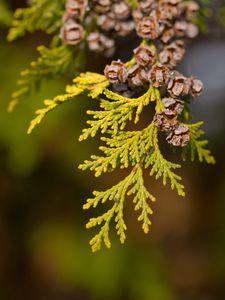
[7,0,64,41]
[84,164,155,252]
[9,0,215,252]
[79,85,157,140]
[27,72,109,134]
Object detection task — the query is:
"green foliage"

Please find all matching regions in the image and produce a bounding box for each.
[26,68,215,251]
[27,72,109,134]
[182,122,216,164]
[79,125,153,176]
[28,68,215,252]
[79,86,156,140]
[145,130,185,197]
[27,72,203,251]
[7,0,64,41]
[83,165,155,252]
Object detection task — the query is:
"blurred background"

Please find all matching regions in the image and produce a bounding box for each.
[0,1,225,299]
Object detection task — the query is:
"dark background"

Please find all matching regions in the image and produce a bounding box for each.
[0,1,225,299]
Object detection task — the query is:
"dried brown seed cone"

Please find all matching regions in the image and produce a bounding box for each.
[101,36,116,57]
[183,1,200,20]
[160,0,182,5]
[174,20,189,37]
[162,97,184,114]
[159,40,185,68]
[138,0,155,14]
[166,124,190,147]
[174,20,199,39]
[65,0,88,19]
[61,19,84,45]
[134,45,156,67]
[112,2,131,20]
[104,60,127,84]
[157,1,182,20]
[136,16,160,40]
[149,64,169,87]
[150,8,173,24]
[132,9,144,24]
[186,23,199,39]
[87,32,115,56]
[191,78,203,97]
[127,64,148,89]
[154,109,178,132]
[97,13,117,31]
[87,32,104,52]
[160,27,176,44]
[93,0,111,13]
[167,74,191,97]
[115,21,135,36]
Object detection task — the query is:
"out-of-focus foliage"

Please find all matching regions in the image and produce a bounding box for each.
[0,0,12,27]
[7,0,64,41]
[7,0,84,112]
[193,0,212,32]
[196,0,225,31]
[219,2,225,26]
[183,122,216,164]
[8,44,86,112]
